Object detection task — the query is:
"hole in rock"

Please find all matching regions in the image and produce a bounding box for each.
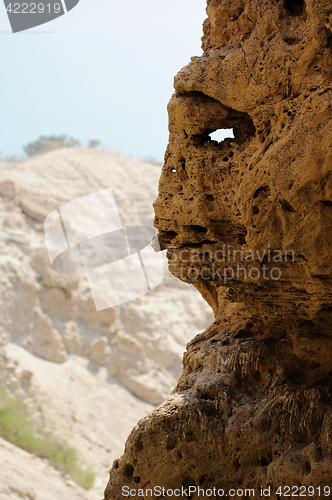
[134,476,141,484]
[281,199,295,212]
[123,463,134,478]
[186,431,196,442]
[179,158,186,170]
[316,447,323,461]
[199,476,207,486]
[210,128,234,143]
[233,459,240,471]
[322,200,332,207]
[177,158,188,181]
[162,230,178,239]
[191,97,256,145]
[253,206,260,215]
[135,439,144,452]
[166,436,177,450]
[327,31,332,48]
[284,37,300,45]
[254,185,271,199]
[304,461,311,475]
[285,0,305,16]
[171,168,177,173]
[157,230,178,248]
[189,225,207,234]
[260,453,273,467]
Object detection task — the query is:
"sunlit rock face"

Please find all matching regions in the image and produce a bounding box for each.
[105,1,332,497]
[156,0,332,335]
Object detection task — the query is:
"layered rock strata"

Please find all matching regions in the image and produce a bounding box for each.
[105,0,332,497]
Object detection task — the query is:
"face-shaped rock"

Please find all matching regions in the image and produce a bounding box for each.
[154,0,332,335]
[104,5,332,498]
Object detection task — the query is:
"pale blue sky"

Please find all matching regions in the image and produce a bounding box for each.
[0,0,207,161]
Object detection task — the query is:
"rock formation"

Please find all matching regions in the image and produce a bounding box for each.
[105,0,332,497]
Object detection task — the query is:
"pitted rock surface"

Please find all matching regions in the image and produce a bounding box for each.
[104,1,332,498]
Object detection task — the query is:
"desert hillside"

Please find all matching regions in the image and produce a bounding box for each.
[0,148,213,499]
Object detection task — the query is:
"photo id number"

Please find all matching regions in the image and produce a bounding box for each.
[6,3,61,14]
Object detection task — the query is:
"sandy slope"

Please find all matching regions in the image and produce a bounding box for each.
[3,342,154,497]
[0,435,97,500]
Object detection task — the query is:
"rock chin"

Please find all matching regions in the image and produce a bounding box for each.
[105,0,332,496]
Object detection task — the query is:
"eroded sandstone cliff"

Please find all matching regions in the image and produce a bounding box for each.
[105,1,332,497]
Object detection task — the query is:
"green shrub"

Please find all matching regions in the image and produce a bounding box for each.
[4,155,22,163]
[0,153,22,163]
[87,139,101,149]
[0,388,95,490]
[23,135,81,157]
